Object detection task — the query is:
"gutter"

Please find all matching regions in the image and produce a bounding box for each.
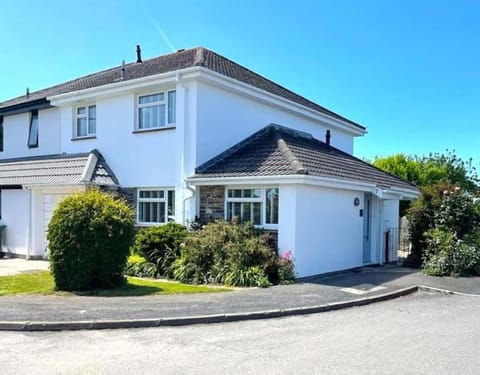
[0,98,51,117]
[188,174,378,192]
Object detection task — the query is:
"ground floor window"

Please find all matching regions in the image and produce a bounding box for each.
[225,187,279,227]
[137,188,175,224]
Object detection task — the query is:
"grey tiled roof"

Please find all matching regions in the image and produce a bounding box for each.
[0,150,118,186]
[0,48,364,130]
[193,124,418,192]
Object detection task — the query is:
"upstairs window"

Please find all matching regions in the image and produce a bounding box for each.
[137,90,176,130]
[0,117,3,152]
[226,188,279,227]
[75,105,96,138]
[137,188,175,224]
[28,111,38,148]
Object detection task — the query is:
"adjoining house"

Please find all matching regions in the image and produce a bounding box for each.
[0,46,419,276]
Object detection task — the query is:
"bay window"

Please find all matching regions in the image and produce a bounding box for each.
[226,188,279,227]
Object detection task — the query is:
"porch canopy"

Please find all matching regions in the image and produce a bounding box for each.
[0,149,118,188]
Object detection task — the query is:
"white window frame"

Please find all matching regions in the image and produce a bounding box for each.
[28,111,39,148]
[224,187,279,229]
[74,104,96,138]
[136,188,175,225]
[135,90,176,131]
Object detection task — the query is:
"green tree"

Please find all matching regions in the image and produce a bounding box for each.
[373,151,479,267]
[372,153,421,185]
[373,151,479,191]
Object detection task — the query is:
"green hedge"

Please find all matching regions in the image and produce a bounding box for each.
[48,190,135,291]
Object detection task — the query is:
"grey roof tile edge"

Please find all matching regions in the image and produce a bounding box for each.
[0,47,365,130]
[192,124,419,192]
[0,150,118,186]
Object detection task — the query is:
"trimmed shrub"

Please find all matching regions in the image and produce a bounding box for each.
[125,255,157,278]
[422,229,480,276]
[132,223,188,277]
[48,190,135,291]
[172,220,278,287]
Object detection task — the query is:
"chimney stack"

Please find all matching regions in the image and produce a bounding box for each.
[136,45,142,63]
[26,87,30,98]
[325,130,331,146]
[121,60,126,79]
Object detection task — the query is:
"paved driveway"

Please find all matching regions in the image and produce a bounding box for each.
[0,258,49,276]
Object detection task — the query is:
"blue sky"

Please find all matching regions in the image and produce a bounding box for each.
[1,0,479,162]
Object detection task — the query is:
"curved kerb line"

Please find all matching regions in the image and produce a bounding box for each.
[0,285,420,332]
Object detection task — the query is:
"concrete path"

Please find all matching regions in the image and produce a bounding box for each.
[0,257,49,276]
[0,263,479,330]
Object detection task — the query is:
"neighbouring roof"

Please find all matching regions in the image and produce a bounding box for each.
[0,47,364,130]
[0,150,118,187]
[193,124,418,192]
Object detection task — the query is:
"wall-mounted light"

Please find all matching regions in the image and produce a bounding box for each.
[354,197,360,207]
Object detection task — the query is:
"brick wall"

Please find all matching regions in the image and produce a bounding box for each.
[199,185,225,222]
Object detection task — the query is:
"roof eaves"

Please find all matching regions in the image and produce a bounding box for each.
[0,98,51,117]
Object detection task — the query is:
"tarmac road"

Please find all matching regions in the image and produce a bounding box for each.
[1,291,479,374]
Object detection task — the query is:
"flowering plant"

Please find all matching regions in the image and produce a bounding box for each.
[277,249,295,284]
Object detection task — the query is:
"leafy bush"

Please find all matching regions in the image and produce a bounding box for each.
[171,221,277,287]
[224,265,270,288]
[422,229,480,276]
[407,185,480,267]
[48,190,135,291]
[132,223,188,277]
[277,250,296,284]
[125,255,157,278]
[434,188,479,237]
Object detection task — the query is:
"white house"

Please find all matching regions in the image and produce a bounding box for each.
[0,46,419,277]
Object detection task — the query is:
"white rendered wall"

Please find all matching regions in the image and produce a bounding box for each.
[278,184,364,277]
[1,189,29,256]
[59,92,177,187]
[57,81,199,225]
[196,82,355,165]
[1,108,61,159]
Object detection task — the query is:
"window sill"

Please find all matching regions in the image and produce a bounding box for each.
[135,222,168,227]
[71,136,96,141]
[132,126,176,134]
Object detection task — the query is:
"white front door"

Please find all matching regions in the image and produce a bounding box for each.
[43,194,67,254]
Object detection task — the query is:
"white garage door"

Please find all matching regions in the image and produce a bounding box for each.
[43,194,68,253]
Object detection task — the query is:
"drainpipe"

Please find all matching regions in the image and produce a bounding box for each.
[183,181,196,227]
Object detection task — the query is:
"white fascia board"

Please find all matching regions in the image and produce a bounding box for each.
[80,153,98,183]
[188,175,377,193]
[48,65,366,137]
[23,184,88,191]
[47,69,194,106]
[188,69,367,137]
[375,187,420,200]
